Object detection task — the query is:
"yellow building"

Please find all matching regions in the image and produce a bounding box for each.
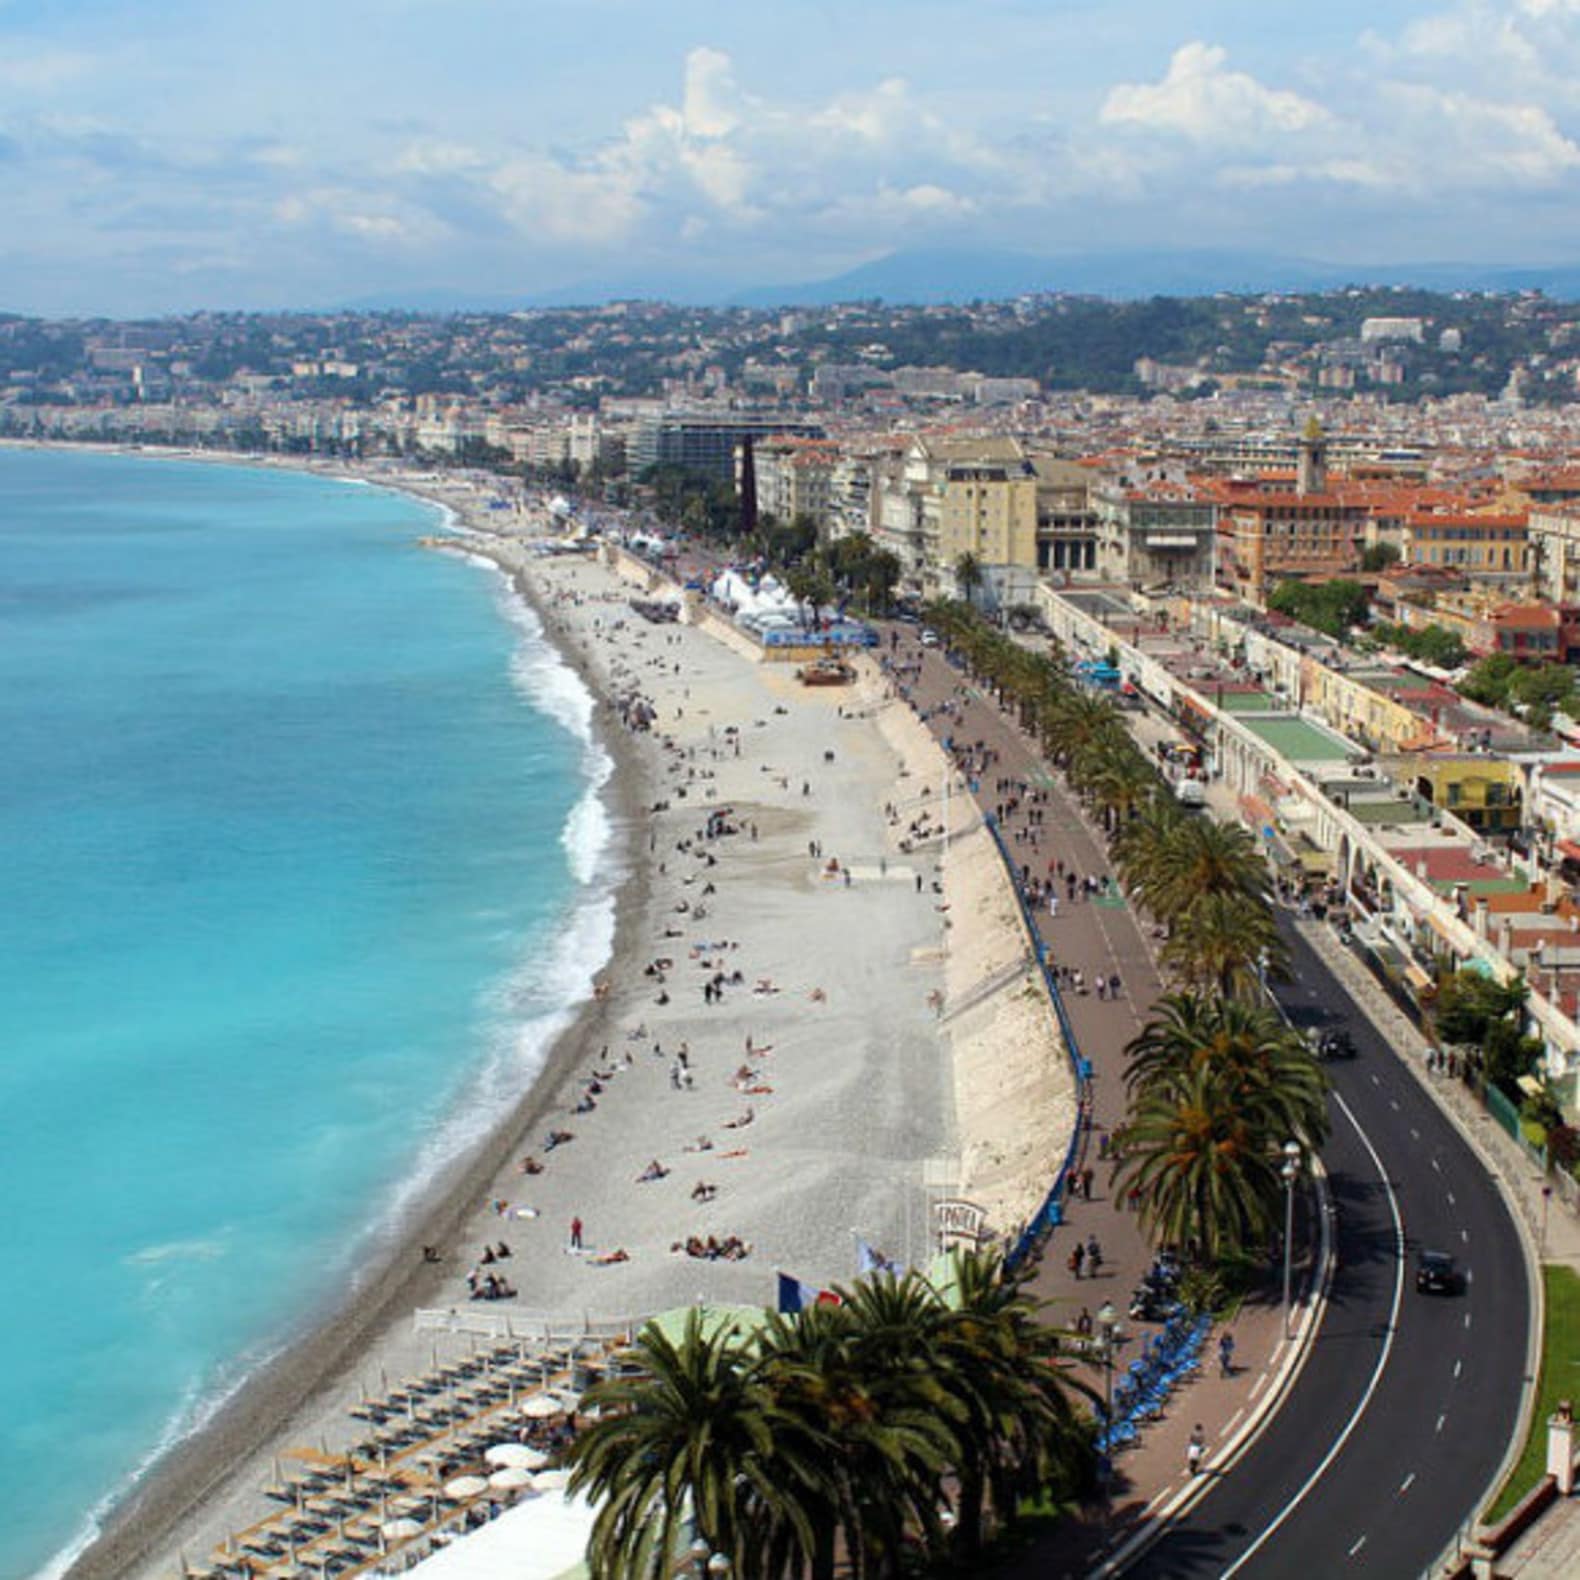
[937,460,1039,583]
[1302,660,1439,753]
[1409,755,1523,833]
[1403,511,1528,582]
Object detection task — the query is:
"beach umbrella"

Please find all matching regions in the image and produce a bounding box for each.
[443,1474,488,1500]
[520,1393,564,1418]
[531,1468,572,1491]
[380,1517,424,1541]
[485,1443,548,1470]
[489,1466,535,1491]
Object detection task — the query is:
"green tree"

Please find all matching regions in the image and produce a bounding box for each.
[955,551,985,608]
[567,1310,832,1579]
[1161,891,1289,998]
[1120,814,1272,929]
[1360,542,1401,573]
[1125,993,1329,1151]
[1113,1062,1286,1260]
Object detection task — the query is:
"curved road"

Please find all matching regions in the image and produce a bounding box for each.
[1126,919,1530,1579]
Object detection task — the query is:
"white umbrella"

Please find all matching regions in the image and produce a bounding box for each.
[485,1443,549,1470]
[531,1468,572,1491]
[488,1466,535,1490]
[520,1393,565,1419]
[443,1475,489,1500]
[380,1517,424,1541]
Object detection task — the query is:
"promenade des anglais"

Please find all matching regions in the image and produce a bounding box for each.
[7,4,1580,1579]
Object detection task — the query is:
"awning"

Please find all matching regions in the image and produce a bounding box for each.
[1558,837,1580,865]
[1298,848,1335,874]
[1404,961,1435,994]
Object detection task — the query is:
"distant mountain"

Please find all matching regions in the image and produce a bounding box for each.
[338,248,1580,314]
[730,247,1580,306]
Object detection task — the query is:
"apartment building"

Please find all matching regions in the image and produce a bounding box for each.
[748,437,839,531]
[1403,510,1529,582]
[1029,456,1100,576]
[1094,479,1218,590]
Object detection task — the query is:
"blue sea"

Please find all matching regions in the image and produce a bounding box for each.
[0,450,615,1579]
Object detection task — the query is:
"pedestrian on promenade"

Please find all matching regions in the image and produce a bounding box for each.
[1219,1332,1235,1377]
[1081,1166,1095,1199]
[1187,1425,1206,1475]
[569,1216,583,1251]
[1086,1235,1103,1276]
[1069,1243,1085,1279]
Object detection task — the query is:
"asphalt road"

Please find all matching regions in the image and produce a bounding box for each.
[1124,919,1531,1580]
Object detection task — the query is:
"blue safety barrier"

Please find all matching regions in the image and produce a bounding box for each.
[981,813,1092,1274]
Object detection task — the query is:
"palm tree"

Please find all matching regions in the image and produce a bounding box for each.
[1125,815,1272,929]
[1125,992,1329,1151]
[1161,890,1289,998]
[955,551,985,609]
[932,1250,1096,1560]
[567,1311,831,1579]
[1080,742,1160,832]
[1112,1062,1286,1259]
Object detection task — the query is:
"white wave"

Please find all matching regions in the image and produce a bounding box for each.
[124,1237,228,1267]
[33,1345,277,1580]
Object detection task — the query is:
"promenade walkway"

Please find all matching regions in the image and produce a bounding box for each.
[892,636,1312,1575]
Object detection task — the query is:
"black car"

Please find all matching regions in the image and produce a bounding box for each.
[1316,1027,1357,1060]
[1416,1250,1463,1295]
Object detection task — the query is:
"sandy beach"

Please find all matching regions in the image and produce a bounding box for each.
[62,467,1072,1580]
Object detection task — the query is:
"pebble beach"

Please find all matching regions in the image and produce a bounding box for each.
[68,475,1072,1580]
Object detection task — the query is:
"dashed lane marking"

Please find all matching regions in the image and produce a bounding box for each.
[1399,1472,1416,1496]
[1454,1359,1463,1379]
[1349,1535,1368,1559]
[1436,1413,1447,1433]
[1410,1128,1420,1140]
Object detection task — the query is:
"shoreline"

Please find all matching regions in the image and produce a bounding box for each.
[39,446,1065,1580]
[59,466,646,1580]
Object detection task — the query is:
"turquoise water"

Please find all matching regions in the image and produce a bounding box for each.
[0,451,613,1578]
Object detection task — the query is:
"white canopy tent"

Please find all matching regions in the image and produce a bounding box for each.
[404,1492,596,1580]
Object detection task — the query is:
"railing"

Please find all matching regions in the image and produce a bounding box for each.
[414,1307,638,1343]
[980,813,1092,1273]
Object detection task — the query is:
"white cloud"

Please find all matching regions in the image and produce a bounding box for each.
[1101,42,1329,143]
[0,49,96,93]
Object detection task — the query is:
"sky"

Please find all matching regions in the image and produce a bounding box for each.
[3,0,1580,314]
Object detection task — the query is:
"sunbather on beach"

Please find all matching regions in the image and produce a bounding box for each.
[723,1106,754,1129]
[636,1159,669,1183]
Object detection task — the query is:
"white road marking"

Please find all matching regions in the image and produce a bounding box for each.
[1436,1413,1447,1433]
[1410,1128,1420,1140]
[1399,1472,1416,1495]
[1431,1159,1441,1172]
[1349,1535,1368,1558]
[1454,1359,1463,1379]
[1448,1192,1457,1206]
[1249,1372,1268,1400]
[1462,1229,1470,1243]
[1222,1091,1405,1579]
[1465,1313,1472,1330]
[1370,1073,1381,1086]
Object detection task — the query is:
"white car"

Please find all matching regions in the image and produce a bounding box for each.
[920,628,939,647]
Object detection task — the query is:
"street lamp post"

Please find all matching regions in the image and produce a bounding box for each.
[1281,1141,1302,1338]
[1096,1299,1119,1496]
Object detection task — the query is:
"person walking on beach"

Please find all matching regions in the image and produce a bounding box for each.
[569,1216,583,1251]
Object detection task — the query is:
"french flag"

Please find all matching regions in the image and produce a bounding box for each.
[777,1272,840,1314]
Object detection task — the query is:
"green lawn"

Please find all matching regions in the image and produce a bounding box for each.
[1485,1264,1580,1523]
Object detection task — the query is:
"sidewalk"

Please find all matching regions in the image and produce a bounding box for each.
[893,641,1324,1573]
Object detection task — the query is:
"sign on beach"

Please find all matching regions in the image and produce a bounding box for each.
[934,1197,990,1248]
